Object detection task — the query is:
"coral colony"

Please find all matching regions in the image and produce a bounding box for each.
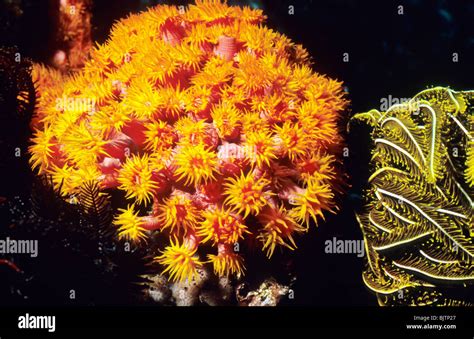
[352,88,474,306]
[29,0,347,283]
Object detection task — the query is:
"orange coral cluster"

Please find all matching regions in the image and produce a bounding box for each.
[29,0,348,282]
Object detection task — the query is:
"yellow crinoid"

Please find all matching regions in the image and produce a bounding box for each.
[155,237,203,282]
[466,140,474,186]
[351,87,474,306]
[29,0,348,281]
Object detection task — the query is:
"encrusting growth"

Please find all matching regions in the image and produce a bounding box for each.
[29,0,347,282]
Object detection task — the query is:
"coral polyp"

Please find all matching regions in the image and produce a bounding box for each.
[29,127,61,174]
[223,171,272,217]
[29,0,347,283]
[258,205,305,258]
[289,178,335,226]
[197,207,249,245]
[174,143,218,186]
[155,237,203,283]
[115,204,148,243]
[159,193,201,235]
[208,247,246,277]
[117,154,164,205]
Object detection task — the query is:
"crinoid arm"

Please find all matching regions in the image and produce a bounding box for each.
[352,87,474,306]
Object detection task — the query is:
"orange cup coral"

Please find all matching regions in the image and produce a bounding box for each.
[29,0,348,282]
